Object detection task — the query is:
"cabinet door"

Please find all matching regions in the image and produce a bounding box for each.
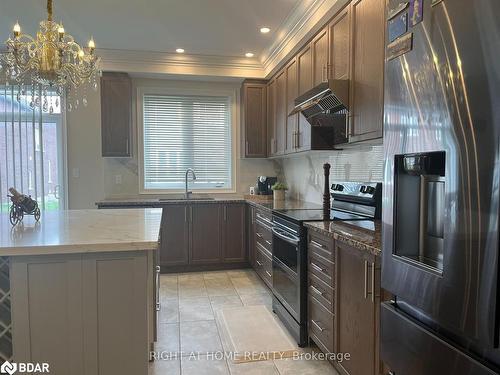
[297,45,313,151]
[336,242,378,375]
[190,204,222,264]
[222,204,246,263]
[285,58,298,154]
[242,82,267,158]
[312,27,330,86]
[267,79,277,156]
[274,69,287,155]
[329,5,351,80]
[160,204,189,266]
[82,252,149,375]
[10,255,84,374]
[349,0,385,143]
[101,73,132,157]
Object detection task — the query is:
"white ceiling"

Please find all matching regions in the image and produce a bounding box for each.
[0,0,303,59]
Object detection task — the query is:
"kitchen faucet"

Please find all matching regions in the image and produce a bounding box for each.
[185,168,196,199]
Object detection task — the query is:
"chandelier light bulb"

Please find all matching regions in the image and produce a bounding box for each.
[78,49,85,58]
[88,38,96,50]
[13,22,21,37]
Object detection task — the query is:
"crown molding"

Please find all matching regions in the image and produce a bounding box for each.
[97,0,348,80]
[99,48,265,79]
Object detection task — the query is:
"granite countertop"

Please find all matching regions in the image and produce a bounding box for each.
[305,220,382,256]
[0,209,162,256]
[96,196,322,211]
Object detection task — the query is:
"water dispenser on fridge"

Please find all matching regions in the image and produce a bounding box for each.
[394,151,446,273]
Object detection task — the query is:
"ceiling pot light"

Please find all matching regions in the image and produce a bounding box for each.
[260,27,271,34]
[176,48,185,53]
[245,52,254,58]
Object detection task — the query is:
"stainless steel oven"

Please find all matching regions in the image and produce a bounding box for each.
[271,216,308,347]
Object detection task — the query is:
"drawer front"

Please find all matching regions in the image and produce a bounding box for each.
[255,220,272,253]
[308,251,335,287]
[255,245,273,288]
[308,272,334,314]
[309,295,334,353]
[255,209,272,227]
[308,232,334,263]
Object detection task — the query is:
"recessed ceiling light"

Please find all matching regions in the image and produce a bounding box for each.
[260,27,271,34]
[245,52,254,58]
[176,48,185,53]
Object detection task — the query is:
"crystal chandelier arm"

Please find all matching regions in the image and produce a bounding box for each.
[47,0,53,22]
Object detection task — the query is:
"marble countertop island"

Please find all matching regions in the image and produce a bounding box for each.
[0,208,162,256]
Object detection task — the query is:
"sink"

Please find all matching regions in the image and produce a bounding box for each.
[158,197,215,202]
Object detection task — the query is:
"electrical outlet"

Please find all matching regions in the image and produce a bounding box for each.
[72,168,79,178]
[115,175,122,184]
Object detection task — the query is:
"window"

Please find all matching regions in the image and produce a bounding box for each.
[142,93,232,191]
[0,86,65,212]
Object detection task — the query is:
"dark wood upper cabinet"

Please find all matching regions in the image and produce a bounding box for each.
[285,58,298,154]
[297,45,313,152]
[190,204,222,264]
[349,0,385,143]
[222,203,246,263]
[312,27,330,87]
[100,72,132,157]
[274,69,287,156]
[336,241,380,375]
[267,79,277,157]
[329,5,351,80]
[241,80,267,158]
[159,205,189,267]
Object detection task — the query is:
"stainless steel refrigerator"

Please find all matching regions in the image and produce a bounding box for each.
[381,0,500,374]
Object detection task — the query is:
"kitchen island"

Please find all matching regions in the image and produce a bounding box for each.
[0,208,162,374]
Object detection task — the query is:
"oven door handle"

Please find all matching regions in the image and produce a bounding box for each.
[272,227,300,245]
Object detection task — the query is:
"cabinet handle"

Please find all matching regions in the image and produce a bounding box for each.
[364,260,369,299]
[256,260,263,266]
[310,285,324,296]
[266,271,272,278]
[371,262,376,303]
[156,302,161,312]
[256,232,263,238]
[310,240,325,249]
[311,319,325,332]
[296,131,300,149]
[265,240,272,246]
[310,262,325,273]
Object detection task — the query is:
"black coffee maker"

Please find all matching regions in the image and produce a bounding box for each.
[257,176,277,195]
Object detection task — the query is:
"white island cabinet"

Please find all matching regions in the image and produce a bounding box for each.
[0,209,162,375]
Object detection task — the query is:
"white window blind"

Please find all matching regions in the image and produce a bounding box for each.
[0,85,65,212]
[142,94,232,190]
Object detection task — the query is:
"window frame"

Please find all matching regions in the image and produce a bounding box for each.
[137,85,238,194]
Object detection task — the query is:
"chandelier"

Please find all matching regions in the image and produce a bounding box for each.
[0,0,100,111]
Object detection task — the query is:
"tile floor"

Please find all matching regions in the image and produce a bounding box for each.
[149,268,338,375]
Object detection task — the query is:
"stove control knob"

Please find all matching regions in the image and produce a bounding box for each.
[365,186,375,194]
[331,184,344,192]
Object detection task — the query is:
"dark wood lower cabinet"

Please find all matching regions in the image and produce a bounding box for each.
[247,205,256,268]
[335,241,380,375]
[306,230,381,375]
[160,202,248,268]
[190,204,222,264]
[159,204,189,266]
[222,203,246,263]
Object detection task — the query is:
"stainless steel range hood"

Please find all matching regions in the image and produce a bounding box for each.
[289,79,349,125]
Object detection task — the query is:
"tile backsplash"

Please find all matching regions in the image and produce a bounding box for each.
[277,145,384,204]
